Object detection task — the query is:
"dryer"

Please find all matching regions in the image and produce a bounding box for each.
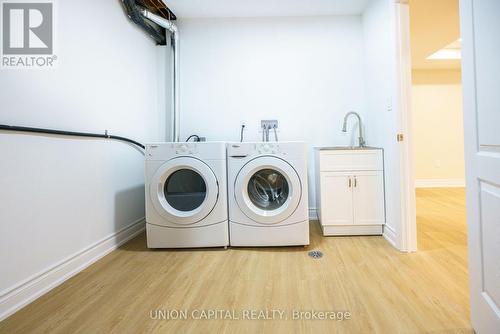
[145,142,228,248]
[227,142,309,246]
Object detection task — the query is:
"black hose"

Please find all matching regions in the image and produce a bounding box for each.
[240,124,245,142]
[185,134,200,142]
[0,124,145,150]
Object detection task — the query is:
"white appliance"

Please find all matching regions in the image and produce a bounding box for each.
[145,142,229,248]
[227,142,309,246]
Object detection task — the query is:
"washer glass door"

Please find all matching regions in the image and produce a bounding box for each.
[235,156,301,224]
[247,169,289,210]
[150,157,218,225]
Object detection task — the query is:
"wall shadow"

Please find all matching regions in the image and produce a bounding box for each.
[114,184,147,251]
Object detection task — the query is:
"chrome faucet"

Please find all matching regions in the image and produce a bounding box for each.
[342,111,366,147]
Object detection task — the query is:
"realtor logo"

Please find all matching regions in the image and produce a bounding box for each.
[1,1,56,68]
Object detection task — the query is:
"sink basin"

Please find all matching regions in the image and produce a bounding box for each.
[315,146,381,151]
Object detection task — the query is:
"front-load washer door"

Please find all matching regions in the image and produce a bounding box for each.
[235,156,301,224]
[150,157,218,226]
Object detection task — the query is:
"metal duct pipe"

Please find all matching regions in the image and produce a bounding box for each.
[141,9,180,142]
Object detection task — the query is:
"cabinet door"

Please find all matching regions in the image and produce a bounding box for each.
[352,171,385,225]
[319,172,353,225]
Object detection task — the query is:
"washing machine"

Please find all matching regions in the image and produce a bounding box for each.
[227,142,309,246]
[145,142,228,248]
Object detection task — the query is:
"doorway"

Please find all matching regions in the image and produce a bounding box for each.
[406,0,469,320]
[407,0,466,250]
[400,0,470,323]
[399,0,500,331]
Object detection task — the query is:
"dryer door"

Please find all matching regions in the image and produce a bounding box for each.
[235,156,301,224]
[150,157,218,226]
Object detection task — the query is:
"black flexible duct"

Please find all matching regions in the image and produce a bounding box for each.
[185,134,200,142]
[122,0,166,45]
[0,124,145,150]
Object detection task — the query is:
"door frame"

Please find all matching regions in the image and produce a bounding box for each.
[395,1,417,252]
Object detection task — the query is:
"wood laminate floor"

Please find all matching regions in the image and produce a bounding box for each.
[0,188,472,333]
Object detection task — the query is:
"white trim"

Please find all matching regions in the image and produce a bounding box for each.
[322,224,383,236]
[308,207,318,221]
[415,178,466,188]
[383,224,397,247]
[394,2,417,252]
[0,218,145,321]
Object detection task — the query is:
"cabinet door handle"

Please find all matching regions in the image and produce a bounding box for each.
[354,177,357,187]
[348,177,352,188]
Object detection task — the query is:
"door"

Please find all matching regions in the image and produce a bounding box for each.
[234,156,301,224]
[353,172,385,226]
[149,157,219,226]
[319,172,353,225]
[461,0,500,332]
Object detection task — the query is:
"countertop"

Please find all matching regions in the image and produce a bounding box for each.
[314,146,382,151]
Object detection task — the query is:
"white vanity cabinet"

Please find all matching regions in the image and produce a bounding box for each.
[315,148,385,236]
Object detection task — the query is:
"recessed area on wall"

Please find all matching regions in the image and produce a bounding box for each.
[178,15,367,210]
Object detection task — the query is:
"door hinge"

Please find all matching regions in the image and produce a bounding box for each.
[397,133,404,142]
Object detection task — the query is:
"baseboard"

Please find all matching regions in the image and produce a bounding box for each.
[383,224,397,247]
[321,224,383,236]
[308,207,318,221]
[0,218,145,321]
[415,178,465,188]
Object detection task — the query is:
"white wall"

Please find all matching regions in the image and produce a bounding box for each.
[178,16,367,208]
[0,0,168,319]
[412,70,464,186]
[362,0,402,247]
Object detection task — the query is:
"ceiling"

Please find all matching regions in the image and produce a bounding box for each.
[163,0,460,69]
[409,0,461,70]
[165,0,371,18]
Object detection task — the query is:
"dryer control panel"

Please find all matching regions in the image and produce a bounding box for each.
[146,143,198,158]
[144,142,228,161]
[174,143,198,155]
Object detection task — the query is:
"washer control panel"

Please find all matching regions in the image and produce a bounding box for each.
[227,142,304,159]
[228,142,282,157]
[257,142,280,155]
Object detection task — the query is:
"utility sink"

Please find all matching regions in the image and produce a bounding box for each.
[315,146,381,151]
